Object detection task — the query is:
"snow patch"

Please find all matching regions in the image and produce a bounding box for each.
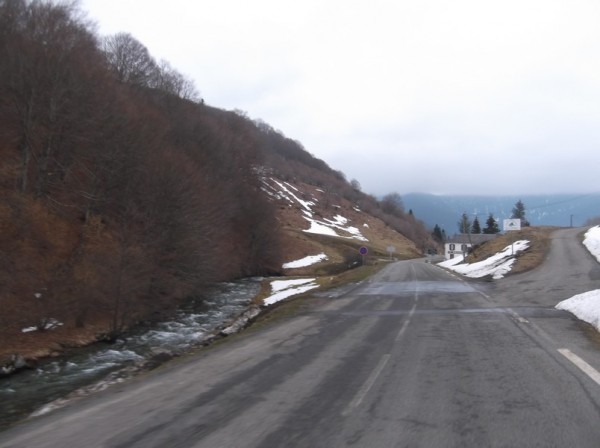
[263,278,319,306]
[261,177,368,242]
[21,318,63,333]
[304,221,340,237]
[557,290,600,331]
[583,226,600,263]
[556,226,600,331]
[438,240,529,279]
[283,253,328,269]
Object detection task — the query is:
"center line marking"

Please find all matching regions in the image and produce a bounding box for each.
[342,354,390,416]
[558,348,600,386]
[395,264,419,342]
[396,302,416,341]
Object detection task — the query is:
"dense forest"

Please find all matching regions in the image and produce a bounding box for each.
[0,0,433,340]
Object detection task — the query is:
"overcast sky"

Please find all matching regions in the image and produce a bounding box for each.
[82,0,600,196]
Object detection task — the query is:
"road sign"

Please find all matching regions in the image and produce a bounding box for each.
[386,245,396,260]
[503,219,521,231]
[359,246,368,255]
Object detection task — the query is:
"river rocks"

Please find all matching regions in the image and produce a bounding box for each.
[0,354,38,377]
[142,348,175,370]
[220,305,262,336]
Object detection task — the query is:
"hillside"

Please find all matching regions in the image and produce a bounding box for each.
[263,177,420,277]
[0,1,431,368]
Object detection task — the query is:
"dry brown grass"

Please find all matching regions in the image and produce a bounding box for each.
[465,226,557,275]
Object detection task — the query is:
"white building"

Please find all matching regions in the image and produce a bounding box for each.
[444,234,497,260]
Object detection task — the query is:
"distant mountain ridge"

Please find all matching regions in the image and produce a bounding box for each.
[403,193,600,234]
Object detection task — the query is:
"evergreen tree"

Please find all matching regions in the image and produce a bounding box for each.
[471,216,481,234]
[432,224,444,242]
[483,213,500,234]
[458,212,471,234]
[511,199,530,226]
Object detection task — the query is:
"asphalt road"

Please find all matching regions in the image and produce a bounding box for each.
[2,227,600,447]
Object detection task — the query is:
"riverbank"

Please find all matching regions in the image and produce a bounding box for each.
[0,279,262,429]
[1,279,268,377]
[0,321,114,376]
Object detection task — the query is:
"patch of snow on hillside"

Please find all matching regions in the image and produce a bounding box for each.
[21,318,63,333]
[284,181,299,192]
[263,177,368,242]
[264,278,319,306]
[326,215,348,225]
[304,221,340,237]
[272,179,315,212]
[283,253,328,269]
[555,227,600,331]
[583,226,600,263]
[438,240,529,279]
[344,226,367,241]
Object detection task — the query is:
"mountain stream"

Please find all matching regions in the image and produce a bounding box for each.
[0,278,261,429]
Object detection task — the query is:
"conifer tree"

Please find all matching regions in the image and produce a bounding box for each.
[471,216,481,234]
[432,224,444,242]
[458,213,471,234]
[483,213,500,234]
[511,199,530,226]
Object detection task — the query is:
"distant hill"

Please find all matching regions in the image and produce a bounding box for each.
[403,193,600,234]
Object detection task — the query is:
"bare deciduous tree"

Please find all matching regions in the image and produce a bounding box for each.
[102,32,157,87]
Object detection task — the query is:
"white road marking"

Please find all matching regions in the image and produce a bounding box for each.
[394,264,419,342]
[343,263,418,415]
[342,354,391,416]
[507,308,529,324]
[558,348,600,386]
[396,302,416,341]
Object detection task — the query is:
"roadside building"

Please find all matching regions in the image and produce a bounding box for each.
[444,234,497,260]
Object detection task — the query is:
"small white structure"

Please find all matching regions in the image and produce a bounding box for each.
[503,219,521,231]
[444,234,497,260]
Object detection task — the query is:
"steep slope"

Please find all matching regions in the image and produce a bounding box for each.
[0,0,430,369]
[262,177,420,277]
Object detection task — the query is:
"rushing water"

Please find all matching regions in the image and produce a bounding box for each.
[0,278,261,429]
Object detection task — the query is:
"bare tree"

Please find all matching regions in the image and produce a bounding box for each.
[102,32,158,87]
[381,192,404,217]
[0,0,102,196]
[151,59,200,101]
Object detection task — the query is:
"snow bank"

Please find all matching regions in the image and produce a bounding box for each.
[438,240,529,280]
[263,278,319,306]
[556,227,600,331]
[583,226,600,263]
[283,253,328,269]
[556,290,600,331]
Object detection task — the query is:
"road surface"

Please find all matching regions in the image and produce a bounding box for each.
[1,227,600,447]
